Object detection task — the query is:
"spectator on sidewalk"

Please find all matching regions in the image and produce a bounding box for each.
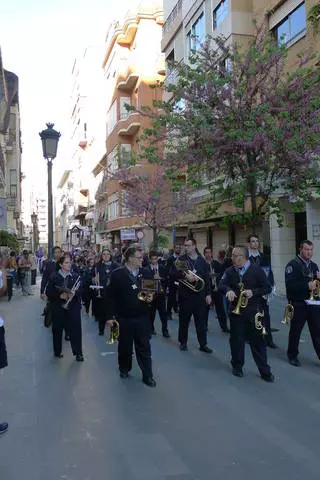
[18,250,32,296]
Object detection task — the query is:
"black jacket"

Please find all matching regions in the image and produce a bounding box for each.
[40,260,57,294]
[142,263,168,295]
[249,252,274,287]
[105,267,151,319]
[285,256,319,303]
[172,254,211,298]
[46,271,83,311]
[219,263,271,310]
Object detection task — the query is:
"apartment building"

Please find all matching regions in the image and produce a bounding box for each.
[0,47,23,237]
[92,1,165,248]
[162,0,320,292]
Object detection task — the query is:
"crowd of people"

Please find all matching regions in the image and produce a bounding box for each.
[1,234,320,433]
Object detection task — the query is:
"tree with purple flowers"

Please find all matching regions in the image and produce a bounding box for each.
[139,23,320,229]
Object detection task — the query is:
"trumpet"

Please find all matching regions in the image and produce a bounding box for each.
[255,310,267,335]
[107,320,119,344]
[232,283,248,315]
[175,259,205,293]
[309,279,320,300]
[61,276,81,310]
[95,269,102,298]
[138,279,157,303]
[281,304,294,325]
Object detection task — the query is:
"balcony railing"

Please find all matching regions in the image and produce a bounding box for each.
[163,0,182,33]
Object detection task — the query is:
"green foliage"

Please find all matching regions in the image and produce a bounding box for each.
[149,231,170,249]
[308,3,320,34]
[0,230,20,252]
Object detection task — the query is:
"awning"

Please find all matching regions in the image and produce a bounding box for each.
[85,212,94,220]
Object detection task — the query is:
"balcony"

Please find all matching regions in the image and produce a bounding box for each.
[117,68,139,92]
[95,220,108,233]
[95,179,108,201]
[117,112,141,137]
[161,0,182,52]
[6,194,16,210]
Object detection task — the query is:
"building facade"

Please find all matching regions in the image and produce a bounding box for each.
[162,0,320,292]
[92,1,165,249]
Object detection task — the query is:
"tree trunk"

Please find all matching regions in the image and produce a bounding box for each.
[153,227,158,250]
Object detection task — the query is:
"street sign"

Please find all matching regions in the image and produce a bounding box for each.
[136,230,145,241]
[120,228,136,241]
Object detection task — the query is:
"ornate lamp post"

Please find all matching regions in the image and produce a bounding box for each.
[31,211,38,252]
[39,123,61,259]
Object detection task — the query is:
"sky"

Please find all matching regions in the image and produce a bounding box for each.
[0,0,130,222]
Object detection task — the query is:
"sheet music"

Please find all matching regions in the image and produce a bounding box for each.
[305,300,320,306]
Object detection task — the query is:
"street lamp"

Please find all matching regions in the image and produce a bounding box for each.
[39,123,61,259]
[31,211,38,252]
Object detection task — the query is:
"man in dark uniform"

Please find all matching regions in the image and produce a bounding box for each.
[219,245,274,381]
[166,244,181,318]
[40,246,62,299]
[173,238,213,353]
[247,234,277,348]
[105,246,156,387]
[204,247,229,332]
[142,251,170,338]
[285,239,320,367]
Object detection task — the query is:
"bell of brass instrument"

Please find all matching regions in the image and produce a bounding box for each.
[175,259,205,293]
[309,279,320,300]
[107,320,120,344]
[255,310,267,335]
[281,304,294,325]
[232,284,248,315]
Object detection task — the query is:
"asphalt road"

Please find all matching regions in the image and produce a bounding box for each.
[0,287,319,480]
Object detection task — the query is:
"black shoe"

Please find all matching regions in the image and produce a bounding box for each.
[65,335,70,341]
[162,330,170,338]
[267,341,278,349]
[199,345,213,353]
[261,373,275,383]
[142,377,156,387]
[0,422,8,434]
[288,357,301,367]
[54,353,63,358]
[232,368,244,377]
[76,354,84,362]
[180,344,188,351]
[119,371,129,379]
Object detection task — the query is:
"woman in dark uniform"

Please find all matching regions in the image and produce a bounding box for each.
[46,254,84,361]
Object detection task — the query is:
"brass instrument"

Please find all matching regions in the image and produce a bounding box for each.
[309,279,320,300]
[138,279,158,303]
[175,259,205,293]
[107,320,120,344]
[255,310,267,335]
[59,276,81,310]
[90,268,103,297]
[208,262,217,291]
[281,304,294,325]
[232,283,249,315]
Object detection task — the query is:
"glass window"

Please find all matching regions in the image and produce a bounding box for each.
[187,13,205,53]
[274,2,306,46]
[213,0,228,30]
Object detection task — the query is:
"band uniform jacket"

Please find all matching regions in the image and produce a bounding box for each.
[219,264,272,311]
[249,252,274,288]
[46,271,83,311]
[172,254,211,299]
[285,256,319,304]
[40,259,57,294]
[104,267,151,319]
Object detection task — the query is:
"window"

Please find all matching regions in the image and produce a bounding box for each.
[10,169,17,196]
[120,97,131,120]
[119,144,132,168]
[108,147,118,174]
[108,195,119,219]
[186,13,205,54]
[121,191,132,217]
[274,2,306,46]
[107,100,117,135]
[213,0,228,30]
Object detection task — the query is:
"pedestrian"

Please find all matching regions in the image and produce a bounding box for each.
[105,246,156,387]
[46,254,84,361]
[18,250,32,296]
[0,261,8,434]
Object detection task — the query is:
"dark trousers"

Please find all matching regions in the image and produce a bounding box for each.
[118,315,153,378]
[93,297,106,334]
[212,290,228,331]
[82,286,92,313]
[7,277,13,301]
[229,310,271,375]
[178,294,207,347]
[0,326,8,369]
[51,306,82,356]
[287,303,320,360]
[167,283,178,315]
[150,294,168,333]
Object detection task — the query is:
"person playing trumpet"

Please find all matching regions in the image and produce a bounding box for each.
[219,245,274,381]
[285,240,320,367]
[46,254,84,361]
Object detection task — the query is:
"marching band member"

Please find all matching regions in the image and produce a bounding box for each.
[166,244,181,319]
[93,249,118,336]
[105,246,156,387]
[247,234,277,348]
[142,251,170,338]
[46,254,84,361]
[219,245,274,381]
[174,238,213,353]
[203,247,229,333]
[285,240,320,367]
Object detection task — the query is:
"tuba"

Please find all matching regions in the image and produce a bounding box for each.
[175,259,205,293]
[255,310,267,335]
[281,304,294,325]
[107,320,120,344]
[232,283,248,315]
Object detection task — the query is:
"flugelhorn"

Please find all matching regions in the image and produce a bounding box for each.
[255,310,267,335]
[107,320,119,344]
[175,259,205,293]
[281,304,294,325]
[232,283,248,315]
